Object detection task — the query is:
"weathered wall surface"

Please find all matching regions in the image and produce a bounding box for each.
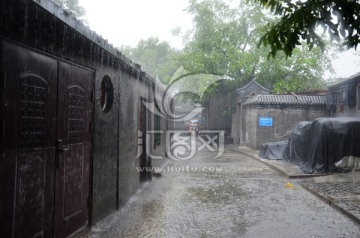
[243,106,328,149]
[231,80,270,145]
[0,1,164,234]
[328,76,360,118]
[203,91,233,142]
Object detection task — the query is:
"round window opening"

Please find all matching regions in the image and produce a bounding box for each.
[99,75,114,114]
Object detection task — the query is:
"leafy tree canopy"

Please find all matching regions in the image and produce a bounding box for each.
[178,0,333,93]
[120,37,181,83]
[255,0,360,58]
[53,0,86,19]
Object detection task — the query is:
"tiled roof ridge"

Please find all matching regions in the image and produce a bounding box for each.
[235,79,270,93]
[244,94,327,106]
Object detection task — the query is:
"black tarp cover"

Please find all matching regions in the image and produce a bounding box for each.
[258,141,288,160]
[283,117,360,173]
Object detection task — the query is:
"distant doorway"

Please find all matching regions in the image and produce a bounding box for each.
[139,98,152,182]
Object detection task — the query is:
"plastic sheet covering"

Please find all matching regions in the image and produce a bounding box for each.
[283,117,360,173]
[258,141,288,160]
[336,156,360,171]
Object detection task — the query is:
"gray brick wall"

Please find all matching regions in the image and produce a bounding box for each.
[243,105,328,149]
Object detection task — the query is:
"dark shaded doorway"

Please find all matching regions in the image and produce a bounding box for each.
[139,99,152,182]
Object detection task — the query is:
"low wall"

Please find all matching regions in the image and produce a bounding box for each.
[243,105,328,149]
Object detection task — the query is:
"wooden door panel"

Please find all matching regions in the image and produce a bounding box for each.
[54,62,92,238]
[0,41,57,238]
[15,151,47,238]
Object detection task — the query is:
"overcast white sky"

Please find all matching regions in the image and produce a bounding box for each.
[79,0,192,49]
[78,0,359,80]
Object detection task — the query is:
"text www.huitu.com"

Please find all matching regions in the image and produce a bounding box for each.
[136,166,223,173]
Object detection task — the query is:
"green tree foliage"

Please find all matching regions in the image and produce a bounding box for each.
[53,0,86,19]
[255,0,360,58]
[178,0,332,93]
[120,37,181,83]
[256,45,331,93]
[180,0,263,81]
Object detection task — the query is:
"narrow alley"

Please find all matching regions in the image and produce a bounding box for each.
[81,142,360,238]
[2,1,360,238]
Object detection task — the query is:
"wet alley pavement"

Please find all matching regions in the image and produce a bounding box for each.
[231,146,360,227]
[81,143,360,238]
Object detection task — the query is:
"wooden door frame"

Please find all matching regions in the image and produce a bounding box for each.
[53,60,94,238]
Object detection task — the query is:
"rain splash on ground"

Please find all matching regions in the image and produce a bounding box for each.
[81,140,360,238]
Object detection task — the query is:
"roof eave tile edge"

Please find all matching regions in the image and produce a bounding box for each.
[32,0,145,76]
[328,72,360,89]
[244,102,326,106]
[235,79,270,93]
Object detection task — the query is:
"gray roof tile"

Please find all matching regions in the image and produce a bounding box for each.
[244,94,327,106]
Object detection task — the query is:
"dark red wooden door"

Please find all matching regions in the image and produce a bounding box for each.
[0,40,57,238]
[54,62,93,238]
[0,40,93,238]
